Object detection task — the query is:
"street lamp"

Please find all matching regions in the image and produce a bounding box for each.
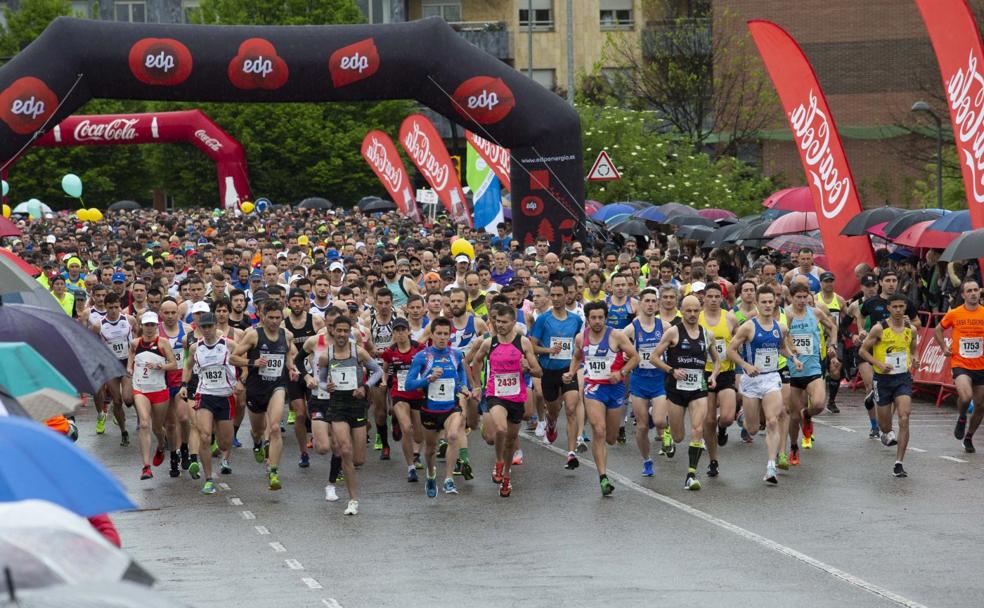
[911,100,943,210]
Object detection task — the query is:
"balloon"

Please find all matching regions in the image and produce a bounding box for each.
[255,199,269,213]
[1,204,8,218]
[1,180,8,196]
[450,238,475,260]
[88,208,103,222]
[240,201,254,214]
[61,174,83,198]
[76,208,91,222]
[26,198,42,220]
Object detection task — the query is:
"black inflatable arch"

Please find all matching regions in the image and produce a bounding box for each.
[0,16,583,246]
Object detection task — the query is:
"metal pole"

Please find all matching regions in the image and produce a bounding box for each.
[935,114,943,211]
[566,0,575,104]
[527,0,533,78]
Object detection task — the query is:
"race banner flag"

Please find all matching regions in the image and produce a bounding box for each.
[467,140,503,234]
[399,114,472,227]
[361,130,420,221]
[748,20,874,295]
[465,130,511,191]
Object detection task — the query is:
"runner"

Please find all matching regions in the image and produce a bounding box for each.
[380,318,427,481]
[698,283,739,478]
[444,287,487,478]
[362,287,400,460]
[622,288,666,477]
[94,292,136,445]
[159,300,195,477]
[935,279,984,453]
[128,312,178,480]
[285,288,323,468]
[816,271,846,413]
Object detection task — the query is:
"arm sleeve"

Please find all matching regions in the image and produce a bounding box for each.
[294,344,308,373]
[404,352,428,392]
[363,356,383,388]
[456,351,470,391]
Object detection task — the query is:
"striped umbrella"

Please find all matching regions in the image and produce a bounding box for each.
[766,234,825,255]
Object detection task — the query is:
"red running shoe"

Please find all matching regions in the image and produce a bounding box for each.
[545,423,558,444]
[802,417,814,442]
[492,461,504,484]
[140,465,152,480]
[500,477,512,497]
[152,448,165,467]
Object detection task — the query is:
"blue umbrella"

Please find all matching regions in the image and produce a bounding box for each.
[0,417,135,517]
[928,210,970,233]
[590,204,636,222]
[0,343,77,398]
[632,207,667,222]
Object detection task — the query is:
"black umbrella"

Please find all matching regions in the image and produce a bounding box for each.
[839,207,906,236]
[362,199,397,213]
[727,220,771,243]
[610,219,651,237]
[941,228,984,262]
[676,225,715,242]
[659,202,700,216]
[0,297,125,394]
[666,215,717,228]
[882,210,948,239]
[298,197,332,210]
[107,200,141,211]
[703,222,746,249]
[356,195,384,211]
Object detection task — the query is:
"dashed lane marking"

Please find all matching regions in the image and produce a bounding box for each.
[229,497,243,506]
[941,455,968,463]
[241,510,255,520]
[255,526,270,535]
[302,578,323,589]
[322,598,343,607]
[270,542,287,553]
[285,559,304,570]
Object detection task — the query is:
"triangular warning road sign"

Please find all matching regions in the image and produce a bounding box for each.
[587,150,621,181]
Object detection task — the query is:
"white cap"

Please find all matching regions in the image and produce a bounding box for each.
[690,281,706,293]
[45,234,56,244]
[329,261,345,272]
[524,246,536,256]
[140,311,159,325]
[288,274,304,285]
[454,254,471,264]
[191,301,211,314]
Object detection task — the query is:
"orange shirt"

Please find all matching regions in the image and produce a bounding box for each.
[940,304,984,370]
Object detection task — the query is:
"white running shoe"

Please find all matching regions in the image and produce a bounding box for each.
[535,420,547,438]
[324,484,339,502]
[344,500,358,515]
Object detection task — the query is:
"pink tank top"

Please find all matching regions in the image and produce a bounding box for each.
[485,334,527,403]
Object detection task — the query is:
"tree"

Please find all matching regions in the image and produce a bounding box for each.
[0,0,72,57]
[912,147,969,210]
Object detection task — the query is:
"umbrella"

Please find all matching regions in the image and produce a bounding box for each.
[658,202,700,216]
[591,203,636,222]
[631,207,668,223]
[16,389,79,422]
[728,220,772,243]
[0,500,151,593]
[839,207,907,236]
[941,228,984,262]
[610,219,651,237]
[107,200,141,211]
[356,195,384,210]
[666,215,717,228]
[766,234,825,255]
[0,343,77,397]
[11,201,52,215]
[882,209,949,239]
[0,216,21,238]
[0,417,135,516]
[893,220,961,250]
[0,388,31,419]
[0,289,64,314]
[584,200,604,214]
[1,581,185,608]
[0,248,39,276]
[297,197,332,210]
[764,211,819,237]
[703,222,749,249]
[362,199,397,213]
[0,256,44,296]
[866,221,889,239]
[0,300,125,394]
[928,209,971,233]
[762,187,814,212]
[604,212,634,227]
[697,208,738,222]
[676,225,715,242]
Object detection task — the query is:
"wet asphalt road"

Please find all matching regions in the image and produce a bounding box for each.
[78,388,984,608]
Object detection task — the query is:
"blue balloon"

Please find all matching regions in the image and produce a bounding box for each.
[255,197,270,213]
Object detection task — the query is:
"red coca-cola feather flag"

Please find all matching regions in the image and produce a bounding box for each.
[361,130,420,221]
[747,21,874,295]
[399,114,472,227]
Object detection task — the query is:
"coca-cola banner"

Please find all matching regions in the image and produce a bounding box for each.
[0,17,582,246]
[33,110,250,209]
[399,114,471,227]
[361,130,420,221]
[465,130,510,191]
[913,327,955,390]
[748,21,874,296]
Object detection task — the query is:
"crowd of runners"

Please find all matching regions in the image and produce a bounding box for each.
[9,205,984,516]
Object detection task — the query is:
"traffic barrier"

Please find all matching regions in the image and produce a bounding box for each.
[913,325,955,407]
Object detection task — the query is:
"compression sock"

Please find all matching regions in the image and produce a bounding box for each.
[864,392,875,411]
[459,447,470,463]
[826,378,840,403]
[233,424,240,439]
[688,441,703,472]
[378,424,389,448]
[328,455,342,483]
[189,454,198,463]
[599,474,608,483]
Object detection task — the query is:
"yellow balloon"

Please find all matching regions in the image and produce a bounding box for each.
[76,209,91,222]
[1,204,9,218]
[450,238,475,260]
[88,208,103,222]
[241,201,254,214]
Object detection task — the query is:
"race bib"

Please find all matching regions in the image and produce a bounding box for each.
[792,334,814,356]
[639,347,656,369]
[959,337,983,359]
[754,348,778,372]
[109,340,128,359]
[549,337,574,360]
[494,372,521,397]
[200,367,227,391]
[331,366,358,391]
[133,362,165,392]
[428,378,455,401]
[714,339,726,358]
[886,351,908,375]
[316,386,331,400]
[677,368,703,391]
[396,369,409,393]
[586,357,612,381]
[259,354,285,380]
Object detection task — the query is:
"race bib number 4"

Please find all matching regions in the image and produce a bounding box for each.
[792,334,814,356]
[754,348,778,373]
[494,372,521,397]
[959,337,983,359]
[677,368,703,391]
[259,354,285,379]
[428,378,455,401]
[549,337,573,360]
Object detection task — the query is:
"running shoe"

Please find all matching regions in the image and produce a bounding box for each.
[436,439,448,459]
[964,436,976,453]
[211,440,220,457]
[453,459,463,476]
[955,416,967,440]
[381,447,391,461]
[534,420,546,437]
[662,428,673,457]
[893,462,908,478]
[373,434,384,451]
[180,446,190,470]
[325,484,339,502]
[869,427,881,439]
[220,459,232,475]
[253,442,266,463]
[120,431,129,447]
[232,437,242,448]
[408,467,419,483]
[664,440,676,459]
[425,475,438,498]
[512,450,524,465]
[279,421,286,434]
[642,459,654,477]
[500,477,512,498]
[545,422,558,444]
[299,452,310,468]
[881,431,897,447]
[287,410,296,425]
[575,436,588,454]
[392,418,402,442]
[140,465,152,480]
[201,479,216,495]
[685,473,701,491]
[777,452,789,470]
[527,415,539,432]
[802,417,814,443]
[492,461,504,484]
[459,459,473,481]
[801,436,813,450]
[95,412,106,435]
[827,401,840,414]
[717,425,728,447]
[188,460,201,480]
[152,448,165,467]
[443,478,458,495]
[764,463,778,484]
[600,476,614,497]
[169,453,180,478]
[740,427,753,443]
[268,470,282,491]
[706,460,718,478]
[413,453,423,470]
[617,426,626,445]
[565,452,579,470]
[344,500,359,515]
[789,450,800,466]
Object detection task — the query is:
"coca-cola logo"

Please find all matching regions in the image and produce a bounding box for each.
[329,38,380,88]
[129,38,193,86]
[194,129,222,152]
[364,134,404,192]
[228,38,289,90]
[520,195,544,217]
[947,50,984,203]
[918,335,950,375]
[0,77,58,135]
[788,90,850,219]
[73,118,139,143]
[452,76,515,125]
[402,120,450,191]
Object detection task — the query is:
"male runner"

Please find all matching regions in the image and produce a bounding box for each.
[816,272,846,413]
[699,283,738,477]
[622,288,667,477]
[381,318,427,481]
[362,287,401,459]
[936,279,984,453]
[95,293,136,445]
[444,287,487,476]
[309,276,334,319]
[285,288,323,467]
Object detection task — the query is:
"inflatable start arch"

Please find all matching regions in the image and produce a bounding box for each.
[0,17,584,246]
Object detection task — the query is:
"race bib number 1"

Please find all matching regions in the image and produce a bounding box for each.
[886,352,908,375]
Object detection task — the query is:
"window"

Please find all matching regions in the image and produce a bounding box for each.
[421,0,461,22]
[70,1,90,18]
[530,68,555,91]
[600,0,633,29]
[181,0,199,23]
[367,0,393,24]
[0,3,7,29]
[518,0,553,29]
[115,1,146,22]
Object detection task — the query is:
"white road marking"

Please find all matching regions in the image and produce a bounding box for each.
[524,433,929,608]
[241,510,255,520]
[941,455,968,463]
[255,526,270,535]
[812,419,856,433]
[270,542,287,553]
[285,559,304,570]
[218,482,230,490]
[229,497,243,506]
[322,598,343,607]
[302,578,323,589]
[909,448,926,453]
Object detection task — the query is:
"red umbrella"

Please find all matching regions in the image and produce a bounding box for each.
[585,199,604,214]
[762,187,814,212]
[764,211,819,237]
[697,208,738,222]
[0,248,39,277]
[0,216,22,239]
[866,221,889,239]
[892,220,960,250]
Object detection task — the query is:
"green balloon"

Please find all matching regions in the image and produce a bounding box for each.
[61,173,83,198]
